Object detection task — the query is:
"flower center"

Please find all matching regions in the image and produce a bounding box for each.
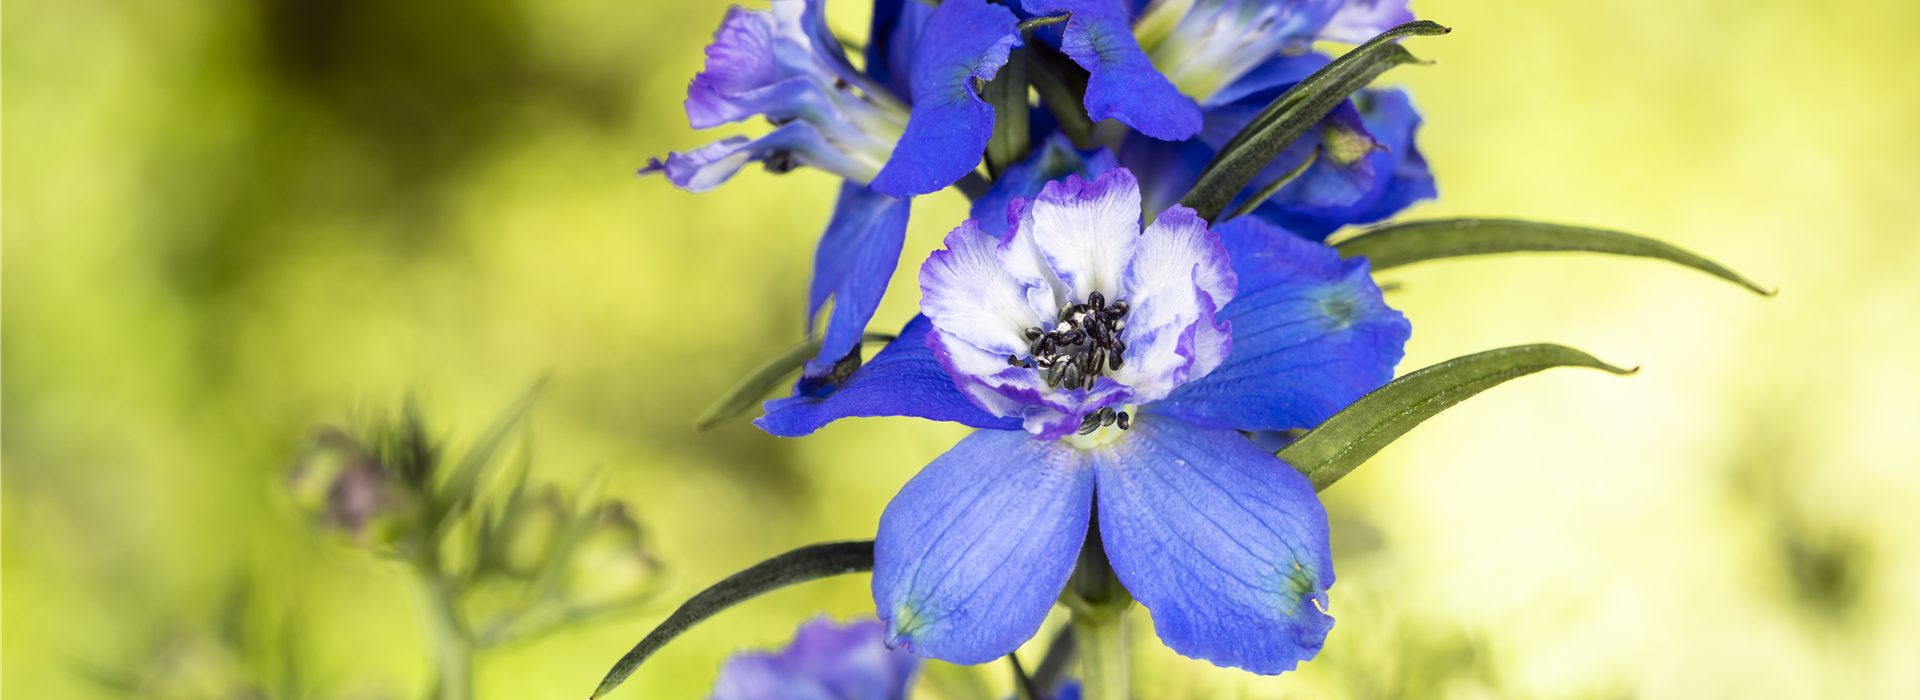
[1004,291,1135,435]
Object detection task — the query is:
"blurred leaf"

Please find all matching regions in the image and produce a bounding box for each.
[1336,218,1774,295]
[588,541,876,699]
[437,380,548,528]
[693,334,895,432]
[1279,344,1636,491]
[1181,20,1449,221]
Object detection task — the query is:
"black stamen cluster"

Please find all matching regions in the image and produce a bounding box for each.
[1003,291,1134,434]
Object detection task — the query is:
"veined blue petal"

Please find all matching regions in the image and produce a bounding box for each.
[1026,0,1203,141]
[1149,216,1407,432]
[1252,87,1434,239]
[802,182,913,379]
[1142,0,1345,105]
[874,429,1094,664]
[640,122,878,192]
[1091,415,1335,675]
[1321,0,1417,45]
[971,133,1118,237]
[870,0,1023,197]
[1110,205,1237,403]
[867,0,936,102]
[758,315,1021,437]
[708,617,918,700]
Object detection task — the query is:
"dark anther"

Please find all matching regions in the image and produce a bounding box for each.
[1058,303,1075,322]
[1116,411,1131,430]
[1076,412,1103,435]
[1108,352,1124,371]
[1100,407,1117,427]
[1088,291,1105,309]
[1007,354,1023,367]
[834,77,851,90]
[1062,363,1081,389]
[1046,362,1067,387]
[1112,318,1126,333]
[1110,300,1128,318]
[1025,327,1044,342]
[763,150,799,174]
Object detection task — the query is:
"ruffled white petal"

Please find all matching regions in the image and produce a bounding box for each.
[1022,171,1143,303]
[1112,205,1238,402]
[920,220,1048,356]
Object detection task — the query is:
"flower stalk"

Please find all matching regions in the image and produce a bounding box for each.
[415,568,474,700]
[1064,510,1131,700]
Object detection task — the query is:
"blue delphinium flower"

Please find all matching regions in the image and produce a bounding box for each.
[707,617,918,700]
[646,0,1023,383]
[1014,0,1413,140]
[757,168,1408,673]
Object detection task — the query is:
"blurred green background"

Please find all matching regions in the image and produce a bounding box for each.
[6,0,1918,697]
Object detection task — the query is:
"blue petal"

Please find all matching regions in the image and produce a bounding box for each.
[1148,216,1408,432]
[970,133,1117,237]
[759,316,1022,437]
[866,0,936,103]
[870,0,1023,197]
[1204,53,1330,108]
[708,617,918,700]
[874,429,1093,664]
[1118,133,1214,223]
[641,121,877,192]
[1252,87,1435,239]
[1321,0,1417,44]
[1025,0,1203,141]
[1090,415,1335,675]
[800,181,913,381]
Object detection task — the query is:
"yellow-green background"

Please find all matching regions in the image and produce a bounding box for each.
[6,0,1918,697]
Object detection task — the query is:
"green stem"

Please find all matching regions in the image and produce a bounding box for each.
[416,571,474,700]
[1064,512,1130,700]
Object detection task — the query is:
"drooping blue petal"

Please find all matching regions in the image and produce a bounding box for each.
[971,133,1117,237]
[869,0,1023,197]
[759,315,1023,437]
[640,122,879,192]
[800,182,913,380]
[866,0,936,103]
[1204,52,1329,108]
[1252,87,1435,239]
[708,617,918,700]
[1149,216,1407,432]
[874,429,1094,664]
[1090,415,1335,675]
[1024,0,1203,141]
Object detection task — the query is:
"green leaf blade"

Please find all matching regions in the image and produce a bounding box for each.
[1278,344,1636,492]
[1334,218,1774,296]
[693,333,896,432]
[1179,20,1450,221]
[588,541,876,699]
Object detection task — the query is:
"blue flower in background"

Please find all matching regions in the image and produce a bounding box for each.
[758,168,1409,673]
[708,617,918,700]
[645,0,1023,382]
[1014,0,1412,140]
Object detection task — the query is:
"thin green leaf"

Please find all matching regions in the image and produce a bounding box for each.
[1334,218,1774,296]
[1027,46,1093,149]
[984,47,1032,178]
[1224,144,1318,222]
[1180,20,1449,221]
[588,541,876,699]
[693,333,896,432]
[1278,344,1636,491]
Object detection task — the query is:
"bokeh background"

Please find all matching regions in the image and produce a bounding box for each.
[7,0,1918,697]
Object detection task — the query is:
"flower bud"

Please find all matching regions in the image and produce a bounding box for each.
[490,486,568,578]
[285,429,415,548]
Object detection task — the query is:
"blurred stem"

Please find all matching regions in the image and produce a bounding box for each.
[1064,510,1130,700]
[415,570,474,700]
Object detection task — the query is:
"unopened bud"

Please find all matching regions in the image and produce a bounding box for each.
[492,487,568,578]
[564,503,660,608]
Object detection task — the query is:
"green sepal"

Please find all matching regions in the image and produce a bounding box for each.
[1178,20,1449,222]
[693,333,897,432]
[587,541,876,699]
[1278,344,1636,492]
[1335,218,1774,296]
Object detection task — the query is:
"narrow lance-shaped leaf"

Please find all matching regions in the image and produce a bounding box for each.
[1180,20,1449,221]
[1335,218,1774,295]
[436,380,548,528]
[1278,344,1636,491]
[694,333,897,432]
[587,541,876,699]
